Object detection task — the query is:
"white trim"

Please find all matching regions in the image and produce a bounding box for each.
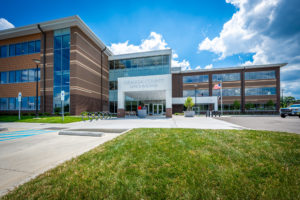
[173,63,287,74]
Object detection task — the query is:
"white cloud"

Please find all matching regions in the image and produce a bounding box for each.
[204,64,213,69]
[109,32,192,71]
[198,0,300,98]
[195,65,201,70]
[0,18,14,30]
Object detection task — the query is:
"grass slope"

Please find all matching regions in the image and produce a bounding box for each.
[3,128,300,199]
[0,115,83,123]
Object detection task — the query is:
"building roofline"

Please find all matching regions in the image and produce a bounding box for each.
[109,49,172,60]
[172,63,288,74]
[0,15,112,56]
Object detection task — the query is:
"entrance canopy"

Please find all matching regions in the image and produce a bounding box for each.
[118,74,172,109]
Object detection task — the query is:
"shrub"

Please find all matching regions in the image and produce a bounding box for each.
[233,100,240,110]
[184,97,194,111]
[81,111,88,116]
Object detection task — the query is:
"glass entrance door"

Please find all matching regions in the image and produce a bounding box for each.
[153,104,163,115]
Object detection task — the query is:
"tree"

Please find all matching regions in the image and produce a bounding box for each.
[245,102,254,110]
[233,100,240,110]
[281,96,296,108]
[266,100,275,109]
[184,97,195,111]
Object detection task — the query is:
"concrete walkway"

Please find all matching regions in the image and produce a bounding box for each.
[0,116,242,196]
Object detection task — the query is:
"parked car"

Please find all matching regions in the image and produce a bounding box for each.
[280,104,300,118]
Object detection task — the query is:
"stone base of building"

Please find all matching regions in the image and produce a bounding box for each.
[166,108,172,118]
[117,109,125,118]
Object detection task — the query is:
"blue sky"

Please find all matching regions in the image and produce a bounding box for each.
[0,0,299,98]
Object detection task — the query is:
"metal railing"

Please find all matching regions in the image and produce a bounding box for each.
[81,112,113,121]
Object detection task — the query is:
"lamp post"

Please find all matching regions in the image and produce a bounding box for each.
[32,59,40,118]
[194,84,197,115]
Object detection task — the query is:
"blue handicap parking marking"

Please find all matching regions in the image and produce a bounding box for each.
[0,129,56,141]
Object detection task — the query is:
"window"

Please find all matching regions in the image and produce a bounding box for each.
[21,70,28,82]
[109,61,114,70]
[28,41,35,53]
[35,40,41,52]
[28,97,35,110]
[213,88,241,96]
[183,75,209,83]
[9,44,15,56]
[245,71,275,80]
[183,89,209,97]
[245,87,276,96]
[9,71,15,83]
[16,70,22,83]
[28,69,35,82]
[21,42,28,55]
[21,97,28,110]
[15,43,22,56]
[109,81,118,90]
[0,72,8,84]
[8,98,15,110]
[0,45,7,58]
[0,98,8,110]
[212,73,240,82]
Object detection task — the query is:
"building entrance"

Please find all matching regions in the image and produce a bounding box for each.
[153,104,163,115]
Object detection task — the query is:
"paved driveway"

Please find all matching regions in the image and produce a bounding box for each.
[0,129,120,196]
[218,116,300,134]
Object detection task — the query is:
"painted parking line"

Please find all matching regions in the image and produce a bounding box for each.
[0,129,56,141]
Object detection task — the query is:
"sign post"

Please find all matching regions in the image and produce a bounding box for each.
[61,90,65,122]
[18,92,22,120]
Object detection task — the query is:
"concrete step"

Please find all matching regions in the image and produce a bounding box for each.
[58,128,128,137]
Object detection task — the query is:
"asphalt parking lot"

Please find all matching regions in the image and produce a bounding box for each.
[218,115,300,134]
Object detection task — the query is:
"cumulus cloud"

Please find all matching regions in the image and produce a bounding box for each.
[204,64,213,69]
[198,0,300,98]
[109,32,191,71]
[0,18,14,30]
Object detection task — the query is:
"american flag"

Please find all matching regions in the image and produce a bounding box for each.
[213,83,221,89]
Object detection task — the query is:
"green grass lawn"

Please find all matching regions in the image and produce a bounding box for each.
[0,115,83,123]
[2,128,300,199]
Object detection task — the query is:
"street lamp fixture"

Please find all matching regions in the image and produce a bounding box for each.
[32,59,40,118]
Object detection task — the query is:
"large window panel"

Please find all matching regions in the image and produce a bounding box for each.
[62,49,70,71]
[28,97,35,110]
[245,71,275,80]
[28,41,35,54]
[9,44,15,56]
[1,72,8,84]
[213,88,241,96]
[183,75,209,83]
[15,43,22,56]
[16,70,22,83]
[28,69,35,82]
[35,40,41,52]
[21,70,28,82]
[9,71,15,83]
[21,97,28,110]
[212,73,240,82]
[245,87,276,96]
[21,42,28,55]
[8,98,15,110]
[0,45,7,58]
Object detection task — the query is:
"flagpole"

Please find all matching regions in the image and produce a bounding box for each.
[220,80,223,115]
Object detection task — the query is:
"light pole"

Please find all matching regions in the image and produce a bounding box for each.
[194,84,197,115]
[32,59,40,118]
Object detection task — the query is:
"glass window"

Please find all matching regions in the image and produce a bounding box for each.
[0,45,7,58]
[183,75,209,83]
[15,43,22,55]
[183,89,209,97]
[35,40,41,52]
[28,69,35,82]
[62,49,70,71]
[62,35,70,48]
[62,71,70,86]
[16,70,22,83]
[9,44,15,56]
[1,72,8,84]
[8,97,15,110]
[245,71,275,80]
[28,96,35,110]
[245,87,276,96]
[54,36,61,49]
[21,69,28,82]
[163,55,169,65]
[28,41,35,53]
[109,81,118,90]
[0,98,8,110]
[21,97,28,110]
[21,42,28,55]
[109,61,114,70]
[9,71,15,83]
[213,88,241,96]
[212,73,240,82]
